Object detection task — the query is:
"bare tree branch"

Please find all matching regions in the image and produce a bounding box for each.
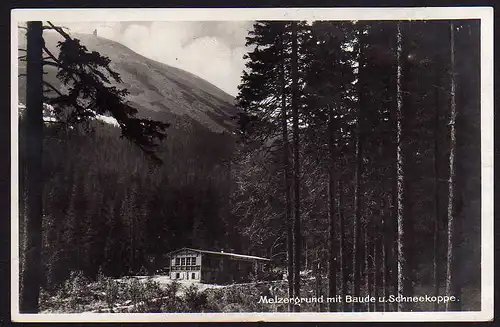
[42,25,70,31]
[41,46,61,66]
[42,81,64,97]
[46,21,71,40]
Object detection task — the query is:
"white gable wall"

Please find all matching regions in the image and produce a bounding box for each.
[169,249,202,281]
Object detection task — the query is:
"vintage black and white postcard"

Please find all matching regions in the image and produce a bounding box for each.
[11,7,493,322]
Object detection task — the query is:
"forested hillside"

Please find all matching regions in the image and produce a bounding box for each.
[18,27,241,292]
[19,117,238,287]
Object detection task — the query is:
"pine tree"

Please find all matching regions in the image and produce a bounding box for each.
[19,21,169,313]
[237,20,293,302]
[306,21,358,312]
[237,21,314,312]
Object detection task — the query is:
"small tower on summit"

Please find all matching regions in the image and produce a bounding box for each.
[93,29,97,36]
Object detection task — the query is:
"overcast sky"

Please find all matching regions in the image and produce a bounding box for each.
[62,21,255,96]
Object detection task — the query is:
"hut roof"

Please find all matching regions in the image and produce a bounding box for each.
[167,247,270,262]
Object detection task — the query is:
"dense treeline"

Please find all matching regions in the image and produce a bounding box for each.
[234,20,480,311]
[19,117,239,291]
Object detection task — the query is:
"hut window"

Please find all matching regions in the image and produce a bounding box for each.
[176,273,180,279]
[175,258,180,266]
[181,257,186,266]
[192,273,196,279]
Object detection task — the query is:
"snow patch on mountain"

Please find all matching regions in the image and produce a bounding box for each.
[18,102,119,126]
[95,114,119,127]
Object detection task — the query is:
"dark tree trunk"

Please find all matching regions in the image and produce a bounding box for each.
[364,221,369,311]
[352,100,363,312]
[401,23,414,312]
[381,196,392,312]
[395,21,406,312]
[381,59,394,313]
[352,24,365,312]
[373,217,379,312]
[291,21,301,311]
[314,254,324,312]
[433,44,442,312]
[20,21,44,313]
[280,28,294,311]
[131,211,135,273]
[327,104,336,312]
[381,201,387,312]
[337,180,347,312]
[445,21,457,312]
[390,193,398,312]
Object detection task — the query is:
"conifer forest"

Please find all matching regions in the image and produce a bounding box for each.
[18,19,481,313]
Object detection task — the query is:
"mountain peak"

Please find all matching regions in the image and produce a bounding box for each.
[18,29,240,133]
